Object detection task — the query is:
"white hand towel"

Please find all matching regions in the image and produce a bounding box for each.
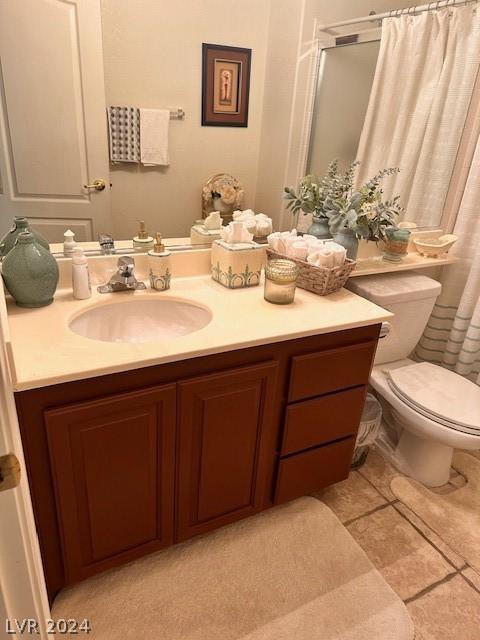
[290,241,308,260]
[325,241,347,266]
[267,232,281,251]
[140,108,170,166]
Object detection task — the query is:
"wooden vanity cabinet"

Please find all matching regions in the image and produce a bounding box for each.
[176,362,278,541]
[15,323,380,599]
[45,385,176,583]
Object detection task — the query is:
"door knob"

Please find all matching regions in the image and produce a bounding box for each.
[83,178,106,191]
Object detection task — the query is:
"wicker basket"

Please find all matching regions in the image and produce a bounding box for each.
[266,249,356,296]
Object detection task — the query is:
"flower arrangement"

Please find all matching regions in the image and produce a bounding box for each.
[285,160,404,242]
[203,174,245,209]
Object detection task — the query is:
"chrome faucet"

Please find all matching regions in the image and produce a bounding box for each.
[98,233,115,255]
[97,256,146,293]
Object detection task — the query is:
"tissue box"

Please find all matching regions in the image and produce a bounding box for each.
[211,240,265,289]
[190,224,222,246]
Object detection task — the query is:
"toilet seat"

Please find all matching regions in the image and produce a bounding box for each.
[387,362,480,436]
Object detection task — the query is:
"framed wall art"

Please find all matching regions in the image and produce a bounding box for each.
[201,43,252,127]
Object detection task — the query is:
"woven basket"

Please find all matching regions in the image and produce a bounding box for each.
[266,249,356,296]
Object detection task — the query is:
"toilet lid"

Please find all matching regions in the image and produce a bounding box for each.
[387,362,480,433]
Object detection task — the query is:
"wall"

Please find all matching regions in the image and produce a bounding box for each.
[255,0,418,233]
[100,0,270,239]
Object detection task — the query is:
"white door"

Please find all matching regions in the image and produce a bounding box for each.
[0,0,112,243]
[0,293,51,638]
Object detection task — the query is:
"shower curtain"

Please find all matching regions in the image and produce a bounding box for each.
[356,4,480,383]
[415,136,480,384]
[356,6,480,226]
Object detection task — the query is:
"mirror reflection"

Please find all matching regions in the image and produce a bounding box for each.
[0,0,475,255]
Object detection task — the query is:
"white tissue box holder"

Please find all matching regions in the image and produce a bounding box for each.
[211,240,265,289]
[190,224,222,246]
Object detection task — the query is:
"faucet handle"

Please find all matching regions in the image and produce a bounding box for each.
[117,255,135,277]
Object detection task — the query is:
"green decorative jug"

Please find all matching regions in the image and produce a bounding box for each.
[0,217,50,258]
[2,232,59,308]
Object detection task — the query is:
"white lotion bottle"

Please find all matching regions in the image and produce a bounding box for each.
[148,233,172,291]
[72,247,92,299]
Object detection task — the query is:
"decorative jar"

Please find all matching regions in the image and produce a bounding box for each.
[383,228,411,262]
[264,258,299,304]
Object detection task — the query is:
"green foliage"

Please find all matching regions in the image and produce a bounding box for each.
[284,160,404,243]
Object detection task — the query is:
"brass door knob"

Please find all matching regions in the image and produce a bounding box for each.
[83,178,106,191]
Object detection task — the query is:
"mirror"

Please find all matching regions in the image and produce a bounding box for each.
[0,0,457,254]
[307,41,380,178]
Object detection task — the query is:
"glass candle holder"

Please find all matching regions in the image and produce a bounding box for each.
[264,259,299,305]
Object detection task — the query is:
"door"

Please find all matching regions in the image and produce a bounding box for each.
[176,361,278,542]
[0,290,51,635]
[0,0,112,242]
[45,385,176,584]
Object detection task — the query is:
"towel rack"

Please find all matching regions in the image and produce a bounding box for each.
[170,108,185,120]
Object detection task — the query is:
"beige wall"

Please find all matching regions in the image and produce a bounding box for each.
[100,0,270,239]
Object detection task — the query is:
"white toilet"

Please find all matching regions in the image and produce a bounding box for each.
[347,272,480,488]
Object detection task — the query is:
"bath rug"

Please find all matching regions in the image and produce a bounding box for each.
[53,497,413,640]
[391,452,480,574]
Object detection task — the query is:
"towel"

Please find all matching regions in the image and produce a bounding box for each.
[107,106,140,163]
[140,109,170,166]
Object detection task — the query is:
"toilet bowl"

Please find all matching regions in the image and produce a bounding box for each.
[347,272,480,487]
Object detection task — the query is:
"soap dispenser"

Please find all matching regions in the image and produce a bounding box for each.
[63,229,76,257]
[133,220,154,253]
[72,247,91,300]
[148,233,172,291]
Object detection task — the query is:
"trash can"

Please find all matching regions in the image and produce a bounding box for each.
[351,393,382,468]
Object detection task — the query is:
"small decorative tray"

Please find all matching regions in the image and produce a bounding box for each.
[413,234,458,258]
[266,249,356,296]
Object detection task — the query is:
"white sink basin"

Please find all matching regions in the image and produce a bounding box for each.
[69,298,212,343]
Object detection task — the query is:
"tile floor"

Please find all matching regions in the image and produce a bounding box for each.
[316,446,480,640]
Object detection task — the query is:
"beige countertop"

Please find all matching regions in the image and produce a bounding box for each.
[5,273,392,392]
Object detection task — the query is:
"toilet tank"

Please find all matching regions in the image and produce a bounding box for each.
[347,272,442,364]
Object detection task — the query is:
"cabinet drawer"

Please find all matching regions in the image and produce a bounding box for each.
[282,386,366,455]
[288,341,376,401]
[275,438,355,504]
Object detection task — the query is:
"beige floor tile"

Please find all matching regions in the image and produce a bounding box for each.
[357,446,402,501]
[462,567,480,593]
[347,506,453,600]
[407,575,480,640]
[315,470,386,523]
[394,502,465,570]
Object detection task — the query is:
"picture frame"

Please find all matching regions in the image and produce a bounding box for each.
[202,43,252,127]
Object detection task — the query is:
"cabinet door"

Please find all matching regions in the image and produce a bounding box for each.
[177,361,278,541]
[45,384,176,584]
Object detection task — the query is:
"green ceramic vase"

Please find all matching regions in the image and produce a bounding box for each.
[2,232,59,308]
[0,217,50,258]
[306,215,331,240]
[332,228,359,260]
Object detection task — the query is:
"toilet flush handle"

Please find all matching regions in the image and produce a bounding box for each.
[379,322,391,339]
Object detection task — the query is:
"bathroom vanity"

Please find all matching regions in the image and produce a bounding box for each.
[5,257,391,599]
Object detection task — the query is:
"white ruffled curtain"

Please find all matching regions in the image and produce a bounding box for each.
[415,136,480,384]
[356,6,480,226]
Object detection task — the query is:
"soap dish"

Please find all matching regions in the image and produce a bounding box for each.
[413,234,458,258]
